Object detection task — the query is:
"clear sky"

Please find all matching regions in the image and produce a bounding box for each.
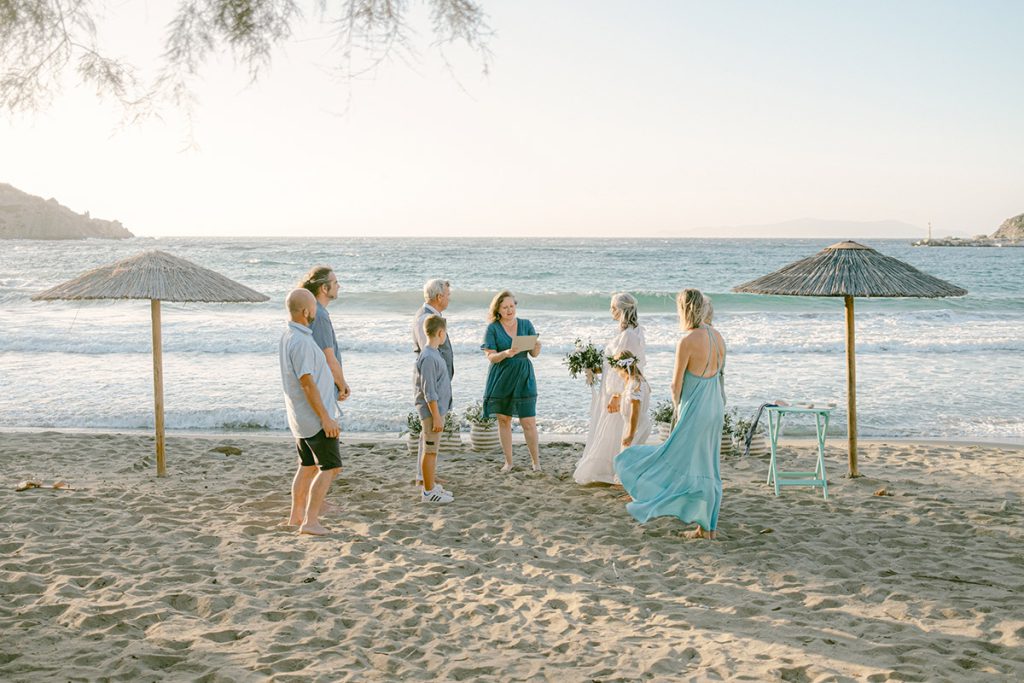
[2,0,1022,238]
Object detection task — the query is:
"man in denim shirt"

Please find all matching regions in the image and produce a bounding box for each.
[300,265,350,405]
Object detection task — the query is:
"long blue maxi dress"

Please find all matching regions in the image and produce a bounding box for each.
[613,326,725,530]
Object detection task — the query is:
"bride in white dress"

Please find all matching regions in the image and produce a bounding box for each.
[573,293,651,484]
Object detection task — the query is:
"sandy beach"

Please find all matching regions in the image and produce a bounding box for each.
[1,430,1021,681]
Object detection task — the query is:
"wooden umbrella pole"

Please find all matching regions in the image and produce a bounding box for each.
[151,299,167,477]
[844,295,859,477]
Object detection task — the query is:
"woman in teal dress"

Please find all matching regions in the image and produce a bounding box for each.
[614,289,726,539]
[481,290,543,472]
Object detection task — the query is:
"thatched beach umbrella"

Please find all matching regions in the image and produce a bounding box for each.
[32,250,269,477]
[732,241,966,477]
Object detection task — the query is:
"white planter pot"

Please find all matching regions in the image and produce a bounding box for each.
[736,435,771,457]
[720,426,733,454]
[657,422,672,442]
[469,423,500,452]
[441,431,462,451]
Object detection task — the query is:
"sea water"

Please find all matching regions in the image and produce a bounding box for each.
[1,237,1021,441]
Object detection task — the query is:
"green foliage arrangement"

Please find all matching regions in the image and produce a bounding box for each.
[722,411,733,436]
[463,400,496,428]
[730,409,761,443]
[404,412,422,437]
[650,399,674,425]
[404,411,462,436]
[563,338,603,379]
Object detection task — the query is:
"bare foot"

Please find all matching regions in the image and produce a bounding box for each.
[617,493,633,502]
[500,463,513,473]
[279,521,300,528]
[298,522,330,536]
[683,526,708,540]
[531,462,541,472]
[16,480,75,491]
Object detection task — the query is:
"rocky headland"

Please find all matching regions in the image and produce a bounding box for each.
[0,183,133,240]
[914,212,1023,247]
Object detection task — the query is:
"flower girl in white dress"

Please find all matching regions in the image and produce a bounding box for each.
[606,351,651,448]
[573,293,650,484]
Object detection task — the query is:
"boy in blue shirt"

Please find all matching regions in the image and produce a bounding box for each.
[415,315,454,503]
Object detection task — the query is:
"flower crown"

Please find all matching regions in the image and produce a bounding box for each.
[607,350,639,371]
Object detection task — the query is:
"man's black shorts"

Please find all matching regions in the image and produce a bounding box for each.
[295,429,342,470]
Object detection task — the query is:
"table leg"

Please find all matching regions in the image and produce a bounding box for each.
[768,410,782,495]
[817,412,829,500]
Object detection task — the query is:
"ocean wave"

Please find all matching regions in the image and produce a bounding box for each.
[2,335,1022,356]
[0,407,288,432]
[0,412,593,435]
[327,290,1024,315]
[5,299,1024,356]
[9,284,1021,316]
[3,410,1019,440]
[730,340,1024,354]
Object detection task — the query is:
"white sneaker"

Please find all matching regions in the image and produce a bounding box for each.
[416,481,454,498]
[425,483,454,499]
[421,486,454,504]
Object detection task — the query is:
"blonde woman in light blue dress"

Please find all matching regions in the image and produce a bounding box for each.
[614,289,726,539]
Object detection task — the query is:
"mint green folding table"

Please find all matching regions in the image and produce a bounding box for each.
[765,405,833,499]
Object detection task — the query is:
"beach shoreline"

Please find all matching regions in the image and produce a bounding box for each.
[3,426,1022,450]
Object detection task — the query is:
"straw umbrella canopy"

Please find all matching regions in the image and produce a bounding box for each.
[732,241,966,477]
[32,250,269,476]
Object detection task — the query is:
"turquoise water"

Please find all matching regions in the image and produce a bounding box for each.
[0,237,1021,441]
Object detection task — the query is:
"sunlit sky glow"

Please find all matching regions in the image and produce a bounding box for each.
[2,0,1022,238]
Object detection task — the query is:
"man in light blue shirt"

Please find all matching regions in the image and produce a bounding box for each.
[280,288,341,536]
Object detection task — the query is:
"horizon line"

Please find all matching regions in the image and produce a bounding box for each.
[122,234,925,241]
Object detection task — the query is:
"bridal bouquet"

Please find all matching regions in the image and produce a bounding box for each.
[563,338,603,381]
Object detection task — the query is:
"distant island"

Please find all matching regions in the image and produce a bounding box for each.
[0,183,133,240]
[913,213,1023,247]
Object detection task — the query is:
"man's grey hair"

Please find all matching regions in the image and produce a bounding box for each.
[423,279,450,302]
